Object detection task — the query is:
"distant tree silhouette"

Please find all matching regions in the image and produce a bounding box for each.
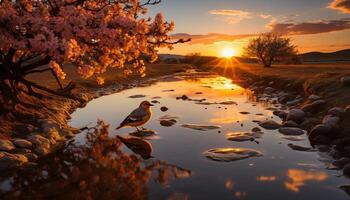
[244,33,297,67]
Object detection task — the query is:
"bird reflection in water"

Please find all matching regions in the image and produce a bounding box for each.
[1,121,191,199]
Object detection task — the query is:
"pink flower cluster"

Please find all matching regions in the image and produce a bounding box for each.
[0,0,176,83]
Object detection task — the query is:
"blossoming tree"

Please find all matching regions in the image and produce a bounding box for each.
[0,0,188,109]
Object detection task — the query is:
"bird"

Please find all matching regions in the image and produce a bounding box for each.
[116,101,154,131]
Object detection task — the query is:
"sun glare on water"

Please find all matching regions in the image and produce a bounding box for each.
[221,47,236,58]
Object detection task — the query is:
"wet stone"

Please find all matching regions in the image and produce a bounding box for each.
[226,132,263,142]
[0,140,15,151]
[280,136,305,141]
[288,143,315,152]
[129,129,156,138]
[258,120,282,130]
[128,94,147,98]
[13,139,32,148]
[278,127,305,136]
[160,119,177,127]
[203,148,263,162]
[0,152,28,171]
[282,120,299,128]
[181,124,221,131]
[160,106,169,112]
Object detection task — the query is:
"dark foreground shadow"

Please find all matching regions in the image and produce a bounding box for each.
[0,121,191,199]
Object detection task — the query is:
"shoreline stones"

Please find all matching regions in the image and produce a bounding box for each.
[13,139,32,148]
[0,152,28,171]
[0,140,15,151]
[286,109,305,123]
[341,76,350,87]
[258,120,282,130]
[301,100,326,113]
[278,127,305,136]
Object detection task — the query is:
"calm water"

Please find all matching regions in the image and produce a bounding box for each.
[69,73,349,200]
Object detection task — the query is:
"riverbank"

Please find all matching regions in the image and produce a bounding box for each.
[0,64,190,172]
[208,63,350,145]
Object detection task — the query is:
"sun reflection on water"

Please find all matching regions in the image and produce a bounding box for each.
[284,169,328,192]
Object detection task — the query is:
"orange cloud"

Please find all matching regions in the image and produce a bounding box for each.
[171,33,254,45]
[209,9,252,24]
[328,0,350,13]
[268,18,350,35]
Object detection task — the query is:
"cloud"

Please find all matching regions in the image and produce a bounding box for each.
[268,18,350,35]
[328,0,350,14]
[170,33,254,45]
[209,9,252,24]
[259,14,272,19]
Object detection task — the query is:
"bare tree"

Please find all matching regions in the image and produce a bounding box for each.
[244,33,297,67]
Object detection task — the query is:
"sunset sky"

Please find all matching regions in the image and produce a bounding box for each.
[149,0,350,57]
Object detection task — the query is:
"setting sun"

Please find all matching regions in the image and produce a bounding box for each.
[221,47,236,58]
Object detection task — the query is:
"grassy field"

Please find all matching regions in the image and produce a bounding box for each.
[207,62,350,108]
[27,63,191,90]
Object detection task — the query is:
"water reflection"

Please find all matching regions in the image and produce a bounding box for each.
[284,169,328,192]
[225,178,235,190]
[256,176,277,182]
[1,121,191,199]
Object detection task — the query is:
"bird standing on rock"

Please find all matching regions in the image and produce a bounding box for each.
[116,101,154,131]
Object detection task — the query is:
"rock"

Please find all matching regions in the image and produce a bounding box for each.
[286,99,303,107]
[278,111,288,120]
[278,127,305,136]
[13,139,32,148]
[0,152,28,170]
[34,146,50,156]
[128,94,146,98]
[251,127,261,132]
[273,110,281,116]
[328,107,345,117]
[299,117,320,130]
[219,101,237,105]
[75,93,90,102]
[39,119,60,133]
[283,120,299,128]
[129,129,156,138]
[28,134,51,156]
[343,164,350,178]
[286,109,305,123]
[239,112,250,115]
[301,100,326,113]
[322,115,340,128]
[160,106,168,112]
[258,120,282,130]
[160,119,177,127]
[0,140,15,151]
[308,94,322,101]
[288,143,315,152]
[181,95,189,100]
[24,153,39,162]
[341,76,350,87]
[181,124,221,131]
[264,87,274,93]
[203,148,263,162]
[339,185,350,196]
[309,124,333,140]
[226,132,263,142]
[333,157,350,168]
[280,136,304,141]
[12,148,31,154]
